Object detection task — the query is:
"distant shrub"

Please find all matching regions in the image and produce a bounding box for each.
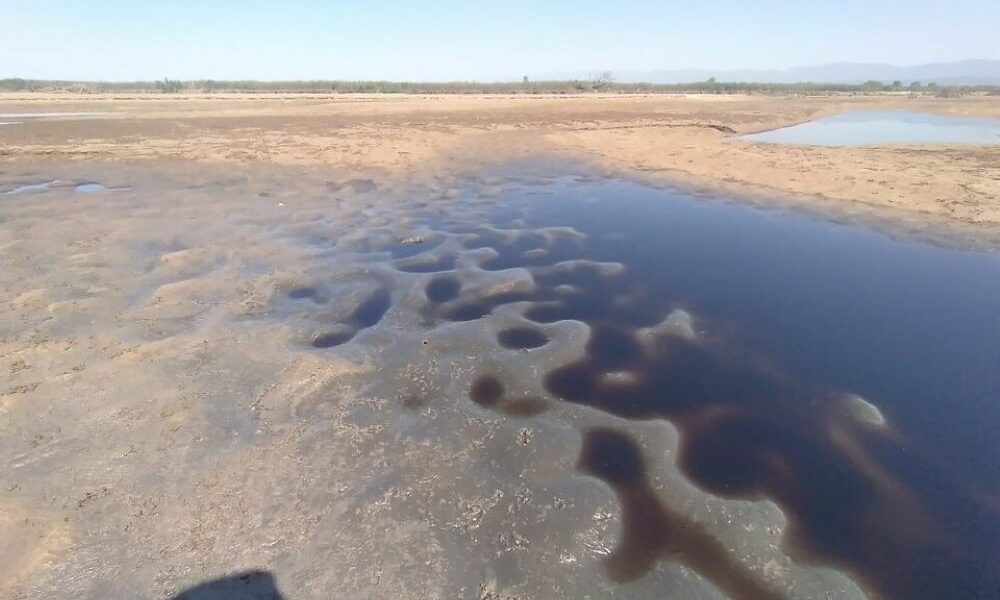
[935,87,963,98]
[0,78,30,91]
[155,78,183,93]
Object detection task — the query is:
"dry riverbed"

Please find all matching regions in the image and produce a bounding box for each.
[1,92,998,242]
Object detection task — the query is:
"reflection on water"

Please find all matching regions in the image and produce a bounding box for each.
[270,170,1000,599]
[743,110,1000,146]
[435,176,1000,600]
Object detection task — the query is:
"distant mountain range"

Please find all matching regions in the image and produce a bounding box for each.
[539,60,1000,85]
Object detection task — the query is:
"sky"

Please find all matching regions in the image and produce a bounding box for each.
[1,0,998,81]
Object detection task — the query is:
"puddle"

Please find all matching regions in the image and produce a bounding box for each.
[497,326,549,349]
[742,110,1000,146]
[74,183,106,193]
[4,180,59,195]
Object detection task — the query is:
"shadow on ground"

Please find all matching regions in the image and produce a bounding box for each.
[168,571,285,600]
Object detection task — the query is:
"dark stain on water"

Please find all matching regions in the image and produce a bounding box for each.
[584,325,641,369]
[298,288,392,349]
[578,428,784,600]
[500,395,548,417]
[312,330,355,348]
[401,393,426,409]
[442,301,495,322]
[497,326,549,349]
[469,374,549,417]
[287,286,326,302]
[470,375,504,407]
[438,175,1000,600]
[348,288,391,328]
[425,277,461,303]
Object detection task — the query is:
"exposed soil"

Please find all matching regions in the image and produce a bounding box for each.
[1,93,998,241]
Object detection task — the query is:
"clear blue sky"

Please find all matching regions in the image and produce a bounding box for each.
[1,0,997,81]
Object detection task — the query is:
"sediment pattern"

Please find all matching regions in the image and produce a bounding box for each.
[2,163,996,600]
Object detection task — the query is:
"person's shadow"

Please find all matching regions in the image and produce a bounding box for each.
[168,570,285,600]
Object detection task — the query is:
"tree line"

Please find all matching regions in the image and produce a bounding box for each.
[1,77,996,96]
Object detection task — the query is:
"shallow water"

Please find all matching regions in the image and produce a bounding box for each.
[3,180,123,195]
[742,110,1000,146]
[3,181,58,195]
[453,177,1000,599]
[1,163,998,600]
[275,170,1000,599]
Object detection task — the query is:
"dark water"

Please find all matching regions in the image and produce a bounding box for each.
[305,287,391,348]
[578,428,783,600]
[432,176,1000,600]
[470,374,550,418]
[497,326,550,349]
[425,277,461,303]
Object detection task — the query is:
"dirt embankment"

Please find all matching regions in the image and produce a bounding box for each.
[1,92,998,240]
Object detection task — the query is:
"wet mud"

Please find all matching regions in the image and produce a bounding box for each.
[2,163,998,600]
